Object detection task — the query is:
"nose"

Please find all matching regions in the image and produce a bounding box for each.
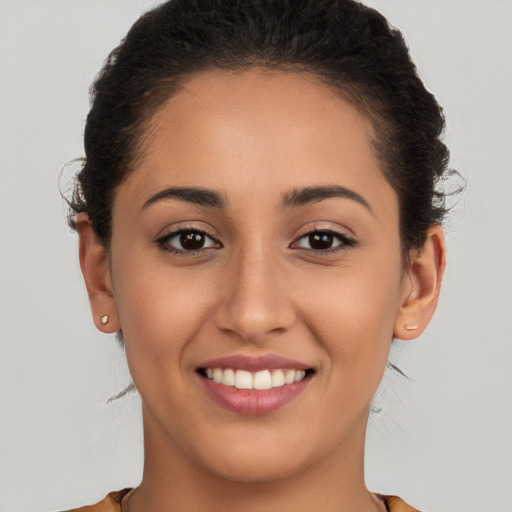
[213,245,296,344]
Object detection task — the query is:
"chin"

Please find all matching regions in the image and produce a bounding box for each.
[191,429,325,484]
[206,453,307,483]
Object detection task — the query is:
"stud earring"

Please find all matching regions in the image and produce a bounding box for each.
[100,315,109,325]
[405,324,418,331]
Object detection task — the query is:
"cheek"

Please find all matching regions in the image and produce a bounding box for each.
[296,254,403,388]
[110,256,224,426]
[111,253,216,369]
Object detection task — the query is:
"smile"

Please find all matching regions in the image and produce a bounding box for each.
[202,368,309,390]
[196,355,315,415]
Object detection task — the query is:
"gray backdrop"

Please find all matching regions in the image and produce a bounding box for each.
[1,1,511,511]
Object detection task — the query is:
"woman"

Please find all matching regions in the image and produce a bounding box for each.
[65,0,448,510]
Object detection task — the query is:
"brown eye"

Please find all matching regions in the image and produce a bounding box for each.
[293,230,356,253]
[308,233,335,250]
[180,231,207,250]
[157,228,220,253]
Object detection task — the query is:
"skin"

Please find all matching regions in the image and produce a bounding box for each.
[77,69,445,512]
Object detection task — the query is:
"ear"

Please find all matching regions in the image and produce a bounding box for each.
[394,225,446,340]
[76,213,120,333]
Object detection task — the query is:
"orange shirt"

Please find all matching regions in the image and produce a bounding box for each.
[63,488,420,512]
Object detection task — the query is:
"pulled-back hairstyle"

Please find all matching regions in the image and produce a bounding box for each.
[67,0,451,254]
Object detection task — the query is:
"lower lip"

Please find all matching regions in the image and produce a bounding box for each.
[198,374,312,415]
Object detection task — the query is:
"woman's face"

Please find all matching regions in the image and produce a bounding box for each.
[93,69,423,481]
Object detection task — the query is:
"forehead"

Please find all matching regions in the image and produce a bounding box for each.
[118,68,397,216]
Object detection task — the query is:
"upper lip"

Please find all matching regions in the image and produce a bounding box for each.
[197,354,312,372]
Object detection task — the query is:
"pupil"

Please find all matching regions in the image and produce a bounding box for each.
[180,231,205,250]
[309,233,333,250]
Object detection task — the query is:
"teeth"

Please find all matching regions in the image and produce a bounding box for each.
[271,369,285,387]
[222,368,235,386]
[294,370,306,382]
[253,370,272,390]
[204,368,309,389]
[284,369,296,385]
[213,368,223,383]
[235,370,253,389]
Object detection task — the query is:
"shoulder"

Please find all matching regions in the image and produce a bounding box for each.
[62,490,418,512]
[60,489,133,512]
[379,494,421,512]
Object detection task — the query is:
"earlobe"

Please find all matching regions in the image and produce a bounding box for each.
[75,214,120,333]
[394,225,446,340]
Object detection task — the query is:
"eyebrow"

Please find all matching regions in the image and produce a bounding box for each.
[281,185,373,213]
[142,186,226,210]
[141,184,372,213]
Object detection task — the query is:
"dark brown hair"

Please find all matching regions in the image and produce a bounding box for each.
[67,0,451,253]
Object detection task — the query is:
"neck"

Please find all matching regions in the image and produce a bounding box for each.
[127,404,384,512]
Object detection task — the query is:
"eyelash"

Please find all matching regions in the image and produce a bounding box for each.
[155,226,220,256]
[155,227,357,257]
[291,229,357,255]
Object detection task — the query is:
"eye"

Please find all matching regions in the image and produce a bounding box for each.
[292,229,356,253]
[156,228,221,254]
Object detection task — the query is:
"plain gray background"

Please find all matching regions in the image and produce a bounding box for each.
[1,1,511,511]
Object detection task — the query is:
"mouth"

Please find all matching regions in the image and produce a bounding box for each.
[197,367,315,390]
[196,355,316,415]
